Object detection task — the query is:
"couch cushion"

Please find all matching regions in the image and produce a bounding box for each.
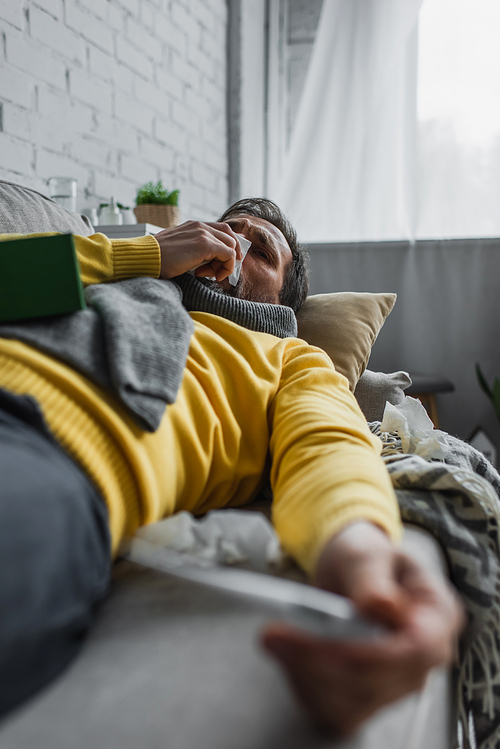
[0,180,92,236]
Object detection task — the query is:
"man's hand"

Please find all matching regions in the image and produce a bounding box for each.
[155,221,243,281]
[262,522,464,736]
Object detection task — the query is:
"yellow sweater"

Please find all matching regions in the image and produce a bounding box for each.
[0,233,401,572]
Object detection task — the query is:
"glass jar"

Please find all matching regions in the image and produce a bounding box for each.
[47,177,78,213]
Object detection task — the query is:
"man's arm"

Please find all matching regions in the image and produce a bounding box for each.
[263,521,463,736]
[73,233,160,285]
[0,220,242,286]
[267,341,464,735]
[73,220,242,285]
[269,341,402,572]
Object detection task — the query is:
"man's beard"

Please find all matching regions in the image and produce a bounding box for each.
[197,276,243,297]
[197,276,274,305]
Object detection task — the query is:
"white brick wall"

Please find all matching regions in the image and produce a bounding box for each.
[0,0,229,222]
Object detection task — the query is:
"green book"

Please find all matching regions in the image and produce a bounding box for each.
[0,233,86,322]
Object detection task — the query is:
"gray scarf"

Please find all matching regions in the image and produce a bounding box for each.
[175,273,297,339]
[0,274,297,431]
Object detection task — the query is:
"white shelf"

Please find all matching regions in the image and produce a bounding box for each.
[94,223,163,238]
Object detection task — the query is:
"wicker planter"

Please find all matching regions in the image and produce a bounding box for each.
[134,204,180,229]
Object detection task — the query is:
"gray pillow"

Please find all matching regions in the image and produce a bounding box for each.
[0,180,93,236]
[354,369,412,422]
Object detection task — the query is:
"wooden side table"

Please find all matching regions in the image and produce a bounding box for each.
[406,374,455,428]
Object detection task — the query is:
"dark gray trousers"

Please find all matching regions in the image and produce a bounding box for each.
[0,388,111,719]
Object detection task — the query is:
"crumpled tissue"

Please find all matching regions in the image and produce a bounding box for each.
[135,509,283,572]
[380,396,452,460]
[228,233,251,286]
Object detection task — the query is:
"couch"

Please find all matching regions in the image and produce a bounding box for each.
[0,179,455,749]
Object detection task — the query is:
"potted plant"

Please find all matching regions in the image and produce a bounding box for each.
[134,181,180,228]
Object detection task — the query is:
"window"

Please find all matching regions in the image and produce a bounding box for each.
[269,0,500,241]
[417,0,500,238]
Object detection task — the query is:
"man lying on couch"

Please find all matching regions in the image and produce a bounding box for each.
[0,197,462,735]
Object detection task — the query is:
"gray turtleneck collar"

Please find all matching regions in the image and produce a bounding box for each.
[174,273,297,339]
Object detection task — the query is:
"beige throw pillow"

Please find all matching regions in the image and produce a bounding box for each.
[296,292,397,391]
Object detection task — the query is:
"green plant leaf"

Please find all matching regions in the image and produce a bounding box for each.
[476,363,493,400]
[167,189,180,207]
[135,180,180,206]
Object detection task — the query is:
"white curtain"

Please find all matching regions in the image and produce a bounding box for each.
[273,0,423,243]
[417,0,500,239]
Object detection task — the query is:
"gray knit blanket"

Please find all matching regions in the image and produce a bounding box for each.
[370,423,500,749]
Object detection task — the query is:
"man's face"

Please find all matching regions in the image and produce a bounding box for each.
[218,215,293,305]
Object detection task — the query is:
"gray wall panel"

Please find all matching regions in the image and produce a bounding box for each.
[306,239,500,450]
